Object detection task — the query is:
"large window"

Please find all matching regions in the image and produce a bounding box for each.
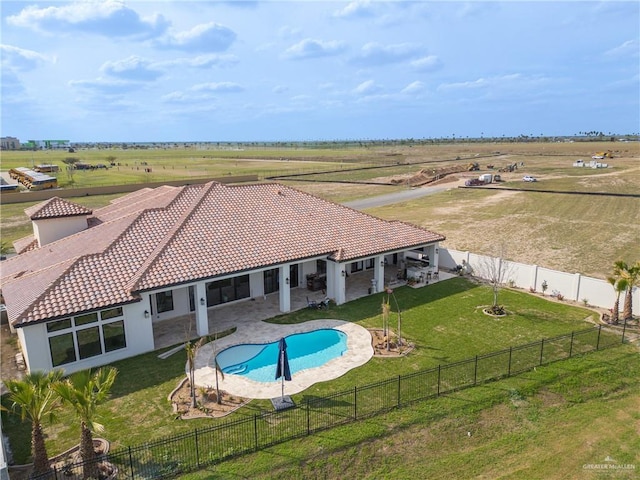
[206,275,250,306]
[46,308,127,367]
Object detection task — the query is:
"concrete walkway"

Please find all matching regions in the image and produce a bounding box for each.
[192,319,373,399]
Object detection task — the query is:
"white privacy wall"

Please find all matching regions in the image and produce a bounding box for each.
[439,248,639,311]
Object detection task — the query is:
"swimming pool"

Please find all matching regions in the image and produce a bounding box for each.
[215,329,348,383]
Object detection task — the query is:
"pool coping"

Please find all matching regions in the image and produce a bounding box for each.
[191,319,374,399]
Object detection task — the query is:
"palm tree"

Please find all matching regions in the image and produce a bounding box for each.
[613,260,640,322]
[607,276,628,324]
[53,367,118,480]
[1,370,63,476]
[185,337,206,408]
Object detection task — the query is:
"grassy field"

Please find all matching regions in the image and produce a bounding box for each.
[2,278,623,465]
[2,141,638,279]
[2,141,639,478]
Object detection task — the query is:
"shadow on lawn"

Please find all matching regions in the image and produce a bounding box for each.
[268,277,478,325]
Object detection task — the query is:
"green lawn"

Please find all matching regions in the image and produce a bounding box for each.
[178,345,639,480]
[1,278,619,465]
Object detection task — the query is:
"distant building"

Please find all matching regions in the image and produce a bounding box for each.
[25,139,71,150]
[0,137,20,150]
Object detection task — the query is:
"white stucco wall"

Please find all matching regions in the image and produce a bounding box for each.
[33,216,88,247]
[439,248,640,311]
[17,298,155,375]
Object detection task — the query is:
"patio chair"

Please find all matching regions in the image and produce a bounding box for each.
[306,296,319,309]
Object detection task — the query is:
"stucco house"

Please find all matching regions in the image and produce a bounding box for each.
[1,182,445,374]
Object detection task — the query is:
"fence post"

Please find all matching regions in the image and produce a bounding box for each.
[397,375,401,408]
[539,339,545,366]
[195,428,200,468]
[254,414,259,451]
[128,446,134,480]
[596,325,601,351]
[354,386,358,420]
[53,465,58,480]
[437,365,441,396]
[569,331,574,358]
[508,347,512,376]
[622,321,626,344]
[474,356,478,385]
[306,399,311,436]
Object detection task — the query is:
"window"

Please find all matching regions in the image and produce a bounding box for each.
[101,307,123,320]
[316,260,327,274]
[365,258,375,269]
[46,308,127,367]
[75,312,98,326]
[206,275,250,306]
[263,268,279,295]
[49,333,76,367]
[156,291,174,313]
[47,318,71,333]
[351,261,363,272]
[77,326,101,360]
[103,321,126,352]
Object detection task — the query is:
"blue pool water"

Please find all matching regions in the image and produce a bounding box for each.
[214,329,348,383]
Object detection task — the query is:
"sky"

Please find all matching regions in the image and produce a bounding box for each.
[1,1,639,143]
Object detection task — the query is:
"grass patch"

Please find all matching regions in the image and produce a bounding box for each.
[1,279,614,464]
[177,345,639,480]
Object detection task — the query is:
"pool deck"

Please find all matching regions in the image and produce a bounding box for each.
[192,319,373,399]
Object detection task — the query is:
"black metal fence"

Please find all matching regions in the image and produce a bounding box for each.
[42,324,626,480]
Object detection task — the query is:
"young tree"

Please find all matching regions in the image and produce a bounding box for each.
[54,367,118,480]
[478,246,514,314]
[2,371,64,476]
[381,292,391,351]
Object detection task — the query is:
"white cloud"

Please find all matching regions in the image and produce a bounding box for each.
[158,54,239,69]
[191,82,244,93]
[155,22,236,52]
[353,79,382,95]
[283,39,347,60]
[7,1,169,39]
[604,39,639,58]
[401,81,425,94]
[333,0,376,19]
[351,42,424,66]
[100,56,163,81]
[0,44,52,71]
[410,55,442,72]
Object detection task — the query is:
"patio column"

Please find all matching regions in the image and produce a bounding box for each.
[433,244,440,271]
[195,282,209,337]
[328,262,346,305]
[375,256,385,293]
[279,265,291,313]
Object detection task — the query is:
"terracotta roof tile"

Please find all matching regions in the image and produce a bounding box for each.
[2,182,445,326]
[24,197,92,220]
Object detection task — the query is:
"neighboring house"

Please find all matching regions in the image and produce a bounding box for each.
[1,182,445,374]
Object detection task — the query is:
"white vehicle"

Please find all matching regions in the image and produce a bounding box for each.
[522,175,537,182]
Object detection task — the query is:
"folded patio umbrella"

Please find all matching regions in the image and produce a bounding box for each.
[275,337,292,399]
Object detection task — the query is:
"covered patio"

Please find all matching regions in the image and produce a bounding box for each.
[153,267,456,349]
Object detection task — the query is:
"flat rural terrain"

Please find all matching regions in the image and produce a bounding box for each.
[2,140,638,279]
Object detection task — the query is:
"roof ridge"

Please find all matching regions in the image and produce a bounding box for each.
[126,182,215,292]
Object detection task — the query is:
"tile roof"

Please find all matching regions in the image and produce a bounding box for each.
[1,182,445,327]
[24,197,93,220]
